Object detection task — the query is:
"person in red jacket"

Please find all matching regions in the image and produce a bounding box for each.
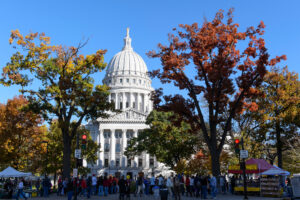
[103,176,109,196]
[80,177,87,197]
[185,176,191,197]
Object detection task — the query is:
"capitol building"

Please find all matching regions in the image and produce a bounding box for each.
[86,29,169,177]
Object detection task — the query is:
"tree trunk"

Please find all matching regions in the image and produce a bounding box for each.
[276,122,282,168]
[62,133,71,179]
[210,147,221,177]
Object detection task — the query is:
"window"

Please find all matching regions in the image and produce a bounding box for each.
[115,131,122,138]
[150,158,154,167]
[133,79,136,83]
[104,159,109,167]
[116,143,121,153]
[138,158,143,167]
[127,159,131,167]
[120,102,123,109]
[132,102,135,108]
[120,79,123,83]
[139,103,142,111]
[126,131,133,138]
[127,78,129,83]
[126,102,129,108]
[126,113,129,118]
[104,143,110,152]
[104,131,111,138]
[116,158,120,167]
[139,79,141,84]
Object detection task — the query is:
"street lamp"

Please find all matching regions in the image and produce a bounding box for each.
[42,141,48,177]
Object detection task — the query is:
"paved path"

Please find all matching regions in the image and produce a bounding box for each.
[7,193,285,200]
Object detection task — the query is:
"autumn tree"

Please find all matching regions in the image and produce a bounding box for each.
[1,30,114,178]
[0,96,47,171]
[148,9,286,176]
[252,66,300,168]
[43,120,99,183]
[125,110,200,168]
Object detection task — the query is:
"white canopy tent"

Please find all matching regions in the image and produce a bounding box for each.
[0,166,32,178]
[260,166,290,176]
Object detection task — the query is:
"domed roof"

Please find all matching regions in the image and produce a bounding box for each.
[105,28,148,77]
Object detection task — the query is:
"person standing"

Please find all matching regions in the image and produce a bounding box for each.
[201,176,208,199]
[80,177,87,197]
[173,175,181,200]
[103,176,109,196]
[150,174,155,195]
[210,175,217,199]
[166,176,173,198]
[98,176,104,196]
[42,176,51,197]
[91,174,97,195]
[16,179,27,200]
[66,178,73,200]
[118,175,126,200]
[86,176,92,198]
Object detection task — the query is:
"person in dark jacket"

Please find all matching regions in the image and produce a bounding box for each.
[86,176,92,198]
[159,184,169,200]
[66,178,73,200]
[118,175,126,200]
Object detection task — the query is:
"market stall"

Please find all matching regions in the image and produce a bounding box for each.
[0,167,33,198]
[228,159,275,194]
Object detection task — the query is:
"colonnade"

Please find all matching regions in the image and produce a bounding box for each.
[109,92,151,113]
[98,129,152,169]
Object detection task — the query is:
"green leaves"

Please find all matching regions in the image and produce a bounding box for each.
[125,110,200,168]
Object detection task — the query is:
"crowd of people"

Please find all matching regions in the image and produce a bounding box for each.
[55,173,228,200]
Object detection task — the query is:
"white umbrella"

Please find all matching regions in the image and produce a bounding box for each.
[260,166,290,176]
[0,166,32,178]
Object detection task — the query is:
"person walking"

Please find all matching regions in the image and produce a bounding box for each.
[16,178,27,200]
[150,174,155,195]
[166,176,173,198]
[91,174,97,195]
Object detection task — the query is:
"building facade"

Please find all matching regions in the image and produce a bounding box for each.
[86,29,169,177]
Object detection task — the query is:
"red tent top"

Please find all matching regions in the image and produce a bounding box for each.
[246,158,274,172]
[228,158,274,174]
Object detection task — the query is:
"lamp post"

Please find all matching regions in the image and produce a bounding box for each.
[42,141,48,177]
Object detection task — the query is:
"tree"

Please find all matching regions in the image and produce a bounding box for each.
[0,96,47,171]
[44,120,99,183]
[253,66,300,168]
[1,30,114,178]
[147,9,286,176]
[125,110,199,168]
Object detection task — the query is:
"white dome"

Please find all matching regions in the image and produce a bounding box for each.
[105,28,148,78]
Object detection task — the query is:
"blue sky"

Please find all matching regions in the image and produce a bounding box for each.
[0,0,299,104]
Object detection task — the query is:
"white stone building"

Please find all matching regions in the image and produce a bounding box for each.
[86,29,169,177]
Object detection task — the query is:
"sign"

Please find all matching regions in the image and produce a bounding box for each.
[240,150,248,159]
[228,164,258,171]
[75,149,81,159]
[73,168,78,178]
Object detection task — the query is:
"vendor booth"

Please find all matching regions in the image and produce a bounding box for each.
[0,166,32,178]
[0,167,33,199]
[228,158,289,197]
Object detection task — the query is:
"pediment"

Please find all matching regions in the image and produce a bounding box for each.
[98,108,148,123]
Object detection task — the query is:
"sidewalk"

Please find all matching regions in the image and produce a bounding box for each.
[13,193,284,200]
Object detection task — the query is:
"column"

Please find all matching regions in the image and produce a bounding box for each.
[129,92,132,109]
[108,93,111,103]
[99,129,104,167]
[145,153,150,169]
[122,129,127,167]
[143,93,147,113]
[134,129,138,167]
[110,129,116,167]
[123,92,126,110]
[115,93,118,109]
